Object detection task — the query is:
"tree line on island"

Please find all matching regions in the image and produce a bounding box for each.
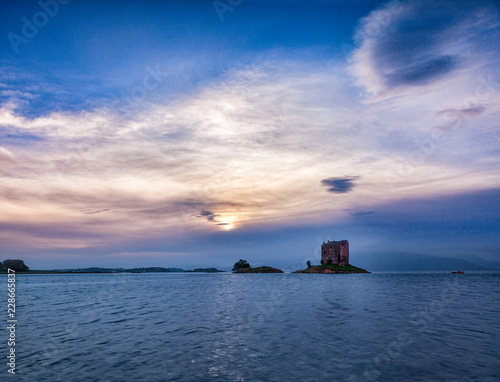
[0,258,370,274]
[0,259,29,272]
[231,259,369,273]
[232,259,284,273]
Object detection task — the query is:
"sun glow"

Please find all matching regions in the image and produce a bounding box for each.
[221,218,237,230]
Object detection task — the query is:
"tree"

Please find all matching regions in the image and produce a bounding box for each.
[232,259,250,272]
[307,261,311,268]
[2,259,29,272]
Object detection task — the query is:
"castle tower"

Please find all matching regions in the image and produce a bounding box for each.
[321,240,349,266]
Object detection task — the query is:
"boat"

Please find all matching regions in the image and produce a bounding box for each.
[451,270,464,274]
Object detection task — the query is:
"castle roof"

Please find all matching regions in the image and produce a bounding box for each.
[324,240,348,244]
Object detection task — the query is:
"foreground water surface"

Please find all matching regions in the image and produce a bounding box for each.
[3,272,500,381]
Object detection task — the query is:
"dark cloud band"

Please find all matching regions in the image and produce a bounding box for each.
[321,176,359,193]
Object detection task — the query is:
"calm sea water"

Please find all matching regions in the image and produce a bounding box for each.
[3,272,500,381]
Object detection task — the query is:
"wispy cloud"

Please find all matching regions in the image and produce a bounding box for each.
[0,53,499,253]
[437,105,486,118]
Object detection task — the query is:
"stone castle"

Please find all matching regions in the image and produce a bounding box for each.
[321,240,349,266]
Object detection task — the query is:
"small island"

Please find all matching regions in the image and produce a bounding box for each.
[0,259,29,273]
[232,259,284,273]
[293,240,370,274]
[293,263,370,274]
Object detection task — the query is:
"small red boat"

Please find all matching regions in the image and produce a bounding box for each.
[451,270,464,274]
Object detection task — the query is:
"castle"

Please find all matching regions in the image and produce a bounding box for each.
[321,240,349,266]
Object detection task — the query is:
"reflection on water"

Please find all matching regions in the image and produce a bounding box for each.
[5,272,500,381]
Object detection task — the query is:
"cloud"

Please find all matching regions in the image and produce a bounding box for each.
[437,105,486,118]
[197,211,234,227]
[350,188,500,246]
[0,125,43,145]
[352,211,375,217]
[351,0,500,96]
[198,210,219,222]
[0,147,15,162]
[386,55,457,87]
[321,176,359,193]
[0,55,499,254]
[82,209,110,215]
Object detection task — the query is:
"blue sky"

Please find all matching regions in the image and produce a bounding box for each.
[1,0,371,115]
[1,0,499,269]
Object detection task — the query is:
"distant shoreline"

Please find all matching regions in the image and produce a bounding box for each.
[0,267,226,274]
[2,270,499,275]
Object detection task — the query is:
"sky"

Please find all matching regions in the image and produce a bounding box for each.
[0,0,499,270]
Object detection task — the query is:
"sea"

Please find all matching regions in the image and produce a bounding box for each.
[3,272,500,381]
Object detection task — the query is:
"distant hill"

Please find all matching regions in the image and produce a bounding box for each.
[451,254,500,270]
[49,267,225,273]
[185,268,225,273]
[234,266,284,273]
[52,267,186,273]
[355,252,493,272]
